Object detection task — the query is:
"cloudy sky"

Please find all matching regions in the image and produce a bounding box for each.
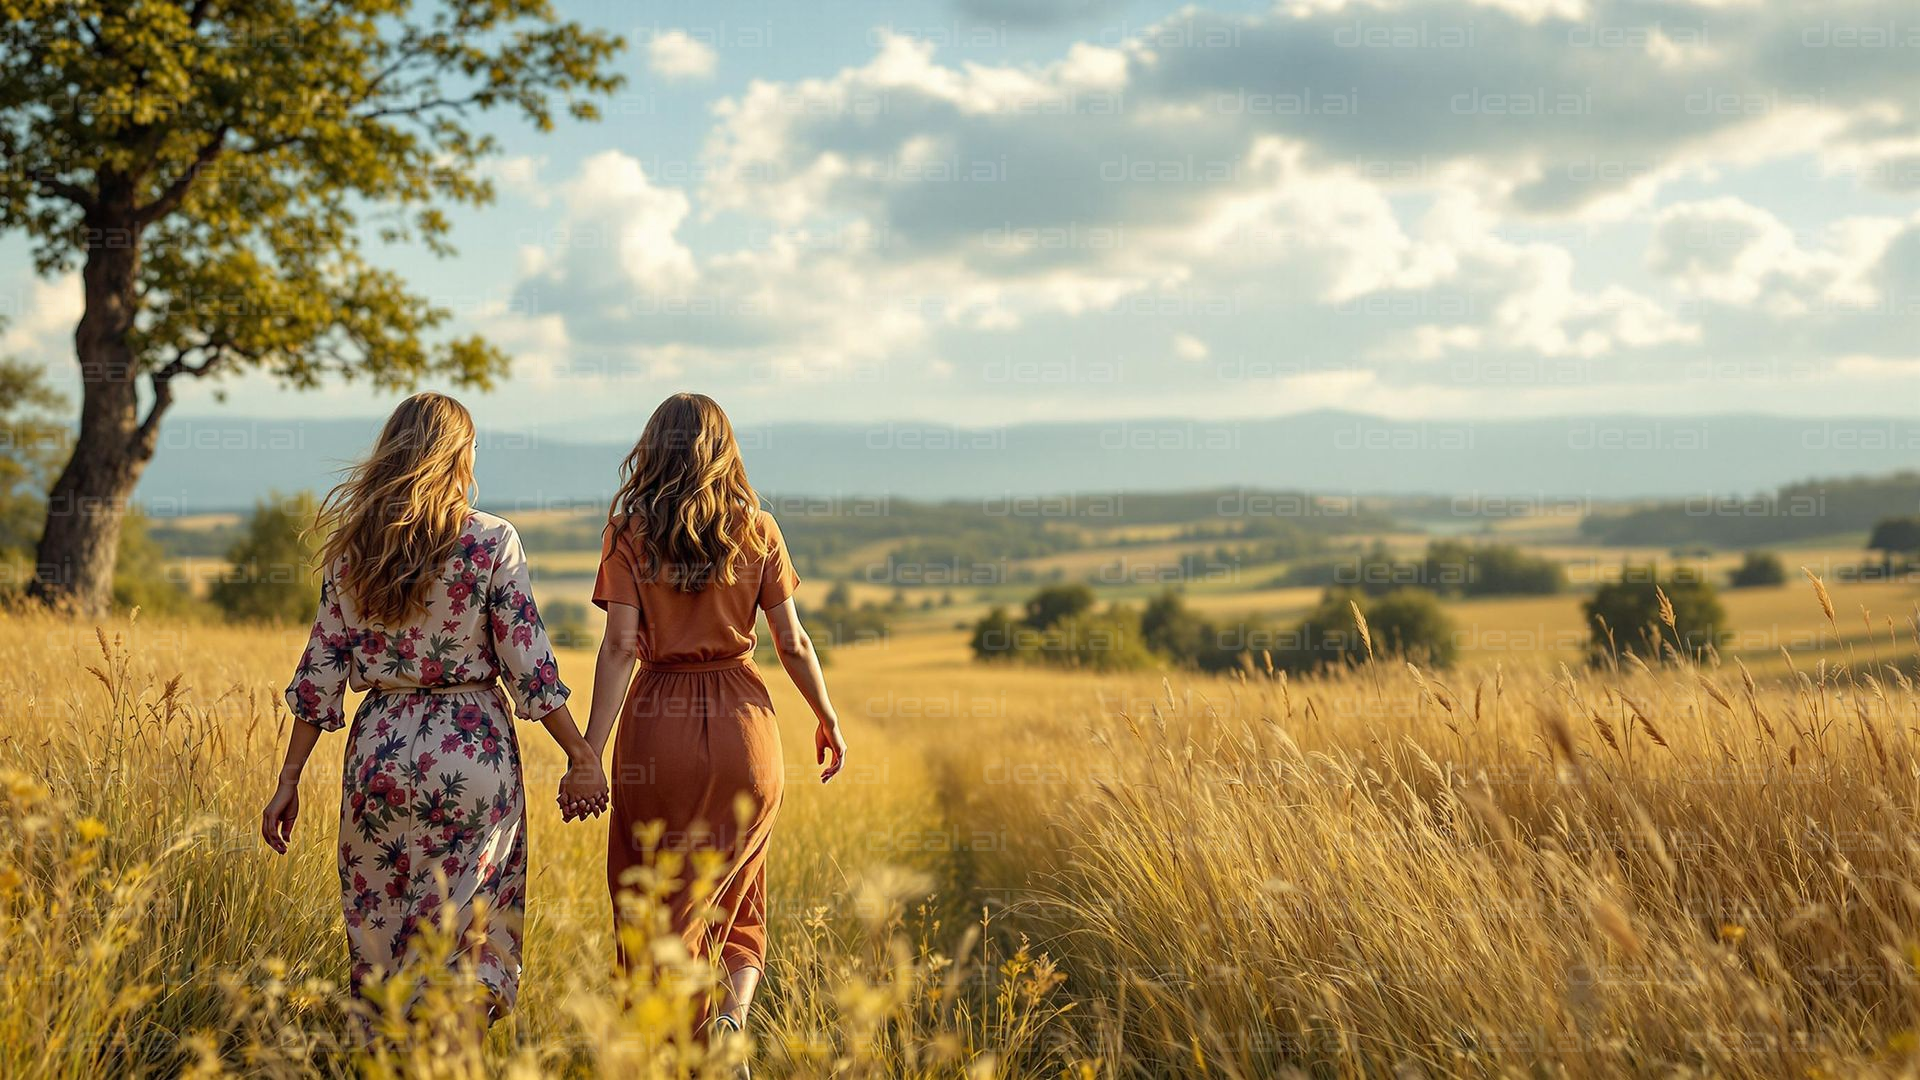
[6,0,1920,433]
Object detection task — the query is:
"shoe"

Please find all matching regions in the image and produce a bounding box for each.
[707,1013,751,1080]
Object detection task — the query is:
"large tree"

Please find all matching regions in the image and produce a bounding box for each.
[0,1,623,613]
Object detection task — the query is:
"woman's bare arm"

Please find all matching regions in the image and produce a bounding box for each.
[764,597,847,783]
[587,601,640,757]
[539,703,608,820]
[261,719,323,853]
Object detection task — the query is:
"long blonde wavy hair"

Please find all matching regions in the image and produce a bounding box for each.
[316,393,477,625]
[609,393,771,593]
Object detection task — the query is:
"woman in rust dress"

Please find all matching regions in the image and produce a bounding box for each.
[583,393,848,1050]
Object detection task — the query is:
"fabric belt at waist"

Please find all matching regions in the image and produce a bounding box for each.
[636,654,754,674]
[372,680,500,696]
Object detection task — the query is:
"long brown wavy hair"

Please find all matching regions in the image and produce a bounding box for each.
[609,393,771,593]
[315,393,477,625]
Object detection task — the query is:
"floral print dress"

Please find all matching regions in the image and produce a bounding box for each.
[285,510,569,1007]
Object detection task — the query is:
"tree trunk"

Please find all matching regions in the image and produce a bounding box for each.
[28,202,154,617]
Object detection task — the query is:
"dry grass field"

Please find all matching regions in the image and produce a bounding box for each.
[10,567,1920,1077]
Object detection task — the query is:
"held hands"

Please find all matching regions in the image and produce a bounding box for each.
[558,754,610,822]
[261,779,299,854]
[815,718,848,784]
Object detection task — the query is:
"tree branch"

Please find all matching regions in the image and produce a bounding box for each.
[360,93,488,123]
[233,88,487,160]
[136,372,178,460]
[137,344,230,458]
[134,127,228,226]
[153,343,231,382]
[36,178,96,212]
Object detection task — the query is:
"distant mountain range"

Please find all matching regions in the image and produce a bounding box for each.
[135,411,1920,513]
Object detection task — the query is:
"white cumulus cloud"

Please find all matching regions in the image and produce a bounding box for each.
[647,29,717,82]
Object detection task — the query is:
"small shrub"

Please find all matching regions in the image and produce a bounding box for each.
[1032,605,1157,672]
[1584,567,1729,664]
[1279,587,1458,671]
[1866,516,1920,574]
[1140,589,1212,661]
[1022,584,1095,630]
[543,599,595,649]
[968,605,1020,661]
[1421,540,1564,596]
[1728,551,1786,589]
[0,354,68,563]
[208,492,319,624]
[112,509,202,618]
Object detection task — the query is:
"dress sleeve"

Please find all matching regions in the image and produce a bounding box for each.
[285,564,353,732]
[486,525,572,721]
[757,512,801,611]
[592,522,641,611]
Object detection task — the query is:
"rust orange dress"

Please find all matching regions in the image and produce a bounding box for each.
[592,510,799,976]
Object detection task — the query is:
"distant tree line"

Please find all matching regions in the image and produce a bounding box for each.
[1580,473,1920,548]
[856,509,1401,594]
[976,558,1738,673]
[1171,523,1329,577]
[969,583,1459,674]
[1275,540,1565,597]
[806,581,896,649]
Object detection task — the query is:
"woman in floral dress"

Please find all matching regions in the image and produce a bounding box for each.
[261,392,609,1016]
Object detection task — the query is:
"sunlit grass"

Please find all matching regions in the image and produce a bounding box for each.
[0,614,1081,1078]
[9,571,1920,1076]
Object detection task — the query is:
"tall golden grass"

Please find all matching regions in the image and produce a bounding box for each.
[6,581,1920,1077]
